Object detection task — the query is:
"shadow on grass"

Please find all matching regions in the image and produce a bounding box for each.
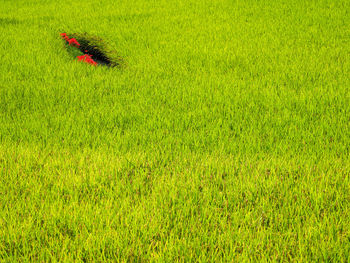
[63,33,125,68]
[0,18,22,26]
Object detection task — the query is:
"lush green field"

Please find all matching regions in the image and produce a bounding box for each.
[1,0,350,261]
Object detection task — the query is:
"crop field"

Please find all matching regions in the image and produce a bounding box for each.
[1,0,350,261]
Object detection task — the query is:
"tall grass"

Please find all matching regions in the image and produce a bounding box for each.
[1,0,350,261]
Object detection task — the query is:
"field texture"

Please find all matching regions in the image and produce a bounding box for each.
[1,0,350,261]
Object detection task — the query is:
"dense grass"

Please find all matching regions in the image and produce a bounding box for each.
[1,0,350,261]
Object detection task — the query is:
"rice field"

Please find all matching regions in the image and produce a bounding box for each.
[1,0,350,261]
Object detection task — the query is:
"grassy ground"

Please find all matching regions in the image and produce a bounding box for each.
[1,0,350,261]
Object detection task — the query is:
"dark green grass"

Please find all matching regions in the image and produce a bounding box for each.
[65,33,124,67]
[1,0,350,261]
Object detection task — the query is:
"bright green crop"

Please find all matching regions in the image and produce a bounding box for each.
[1,0,350,261]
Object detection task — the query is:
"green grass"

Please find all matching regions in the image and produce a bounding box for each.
[1,0,350,261]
